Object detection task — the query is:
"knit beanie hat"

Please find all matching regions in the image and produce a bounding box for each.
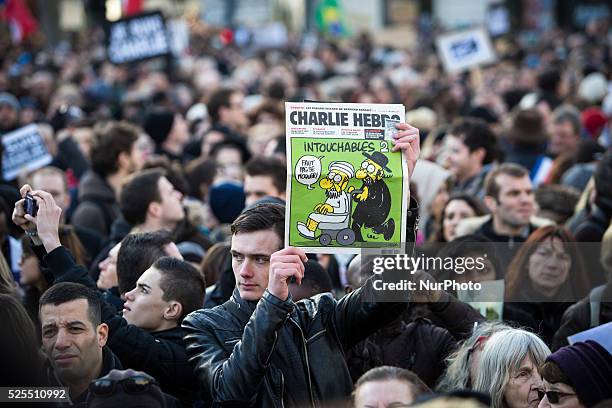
[144,110,175,145]
[546,340,612,407]
[209,181,246,224]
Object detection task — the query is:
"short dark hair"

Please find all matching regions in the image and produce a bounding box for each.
[552,105,581,135]
[152,256,205,321]
[117,231,175,295]
[302,260,332,293]
[245,156,287,193]
[540,360,572,386]
[119,169,165,226]
[449,118,498,165]
[39,282,101,326]
[231,203,285,247]
[185,158,217,198]
[484,163,529,200]
[538,68,561,94]
[354,366,430,400]
[210,139,251,165]
[90,121,139,178]
[208,88,235,124]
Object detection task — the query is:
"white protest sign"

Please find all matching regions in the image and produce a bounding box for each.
[435,28,497,74]
[107,11,171,65]
[2,124,52,181]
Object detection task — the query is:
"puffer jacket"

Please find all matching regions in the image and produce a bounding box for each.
[182,202,419,407]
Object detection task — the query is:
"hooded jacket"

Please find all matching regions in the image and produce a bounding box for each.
[71,171,121,237]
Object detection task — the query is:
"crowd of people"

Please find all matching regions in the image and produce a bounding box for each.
[0,7,612,408]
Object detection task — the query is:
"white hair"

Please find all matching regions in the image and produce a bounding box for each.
[436,321,511,392]
[472,329,550,408]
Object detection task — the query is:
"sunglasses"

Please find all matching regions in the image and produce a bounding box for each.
[89,375,159,396]
[537,389,577,404]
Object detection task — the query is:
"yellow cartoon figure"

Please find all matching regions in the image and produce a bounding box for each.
[297,161,356,245]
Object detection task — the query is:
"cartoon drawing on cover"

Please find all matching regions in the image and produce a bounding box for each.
[352,151,394,242]
[297,161,357,245]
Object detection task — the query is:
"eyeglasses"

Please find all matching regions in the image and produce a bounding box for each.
[537,389,577,404]
[89,375,159,396]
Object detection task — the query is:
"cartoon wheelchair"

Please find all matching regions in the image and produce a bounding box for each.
[317,190,362,246]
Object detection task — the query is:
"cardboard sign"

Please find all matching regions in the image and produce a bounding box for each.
[568,321,612,354]
[436,28,497,73]
[107,11,170,64]
[2,124,52,181]
[285,102,409,254]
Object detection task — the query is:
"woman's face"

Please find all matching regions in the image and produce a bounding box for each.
[537,379,585,408]
[503,355,544,408]
[19,254,41,286]
[528,237,571,296]
[430,182,450,220]
[456,255,496,284]
[443,199,477,242]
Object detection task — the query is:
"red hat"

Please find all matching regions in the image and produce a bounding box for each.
[581,107,607,138]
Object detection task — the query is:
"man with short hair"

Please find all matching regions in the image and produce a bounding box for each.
[207,88,249,137]
[548,105,582,158]
[72,121,147,237]
[0,92,20,134]
[182,123,420,406]
[30,166,105,262]
[39,282,122,404]
[352,366,431,408]
[119,168,185,234]
[244,156,287,206]
[445,118,498,199]
[14,187,205,405]
[476,163,538,268]
[116,230,182,296]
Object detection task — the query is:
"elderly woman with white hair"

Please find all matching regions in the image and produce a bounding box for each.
[472,328,551,408]
[437,321,511,392]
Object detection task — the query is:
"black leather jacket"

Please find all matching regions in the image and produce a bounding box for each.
[182,202,419,407]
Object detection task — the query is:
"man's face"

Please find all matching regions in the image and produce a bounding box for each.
[0,103,17,129]
[503,355,543,408]
[549,121,579,157]
[225,92,248,129]
[31,172,70,212]
[156,177,185,226]
[169,113,190,146]
[97,243,120,290]
[123,267,173,331]
[445,134,481,181]
[128,135,153,173]
[40,299,107,384]
[244,175,283,206]
[231,230,282,301]
[490,175,535,229]
[354,379,414,408]
[215,147,243,182]
[72,127,94,159]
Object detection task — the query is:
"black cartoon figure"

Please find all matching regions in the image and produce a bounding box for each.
[351,151,395,241]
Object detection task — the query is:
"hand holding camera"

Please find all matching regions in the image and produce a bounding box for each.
[13,184,63,253]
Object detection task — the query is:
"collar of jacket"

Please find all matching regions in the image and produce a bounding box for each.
[480,218,533,242]
[44,346,123,404]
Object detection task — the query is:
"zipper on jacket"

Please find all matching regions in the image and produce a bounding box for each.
[290,318,316,407]
[280,371,285,408]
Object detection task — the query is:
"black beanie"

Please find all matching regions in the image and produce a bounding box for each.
[144,110,175,145]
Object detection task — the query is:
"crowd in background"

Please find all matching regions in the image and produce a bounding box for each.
[0,6,611,408]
